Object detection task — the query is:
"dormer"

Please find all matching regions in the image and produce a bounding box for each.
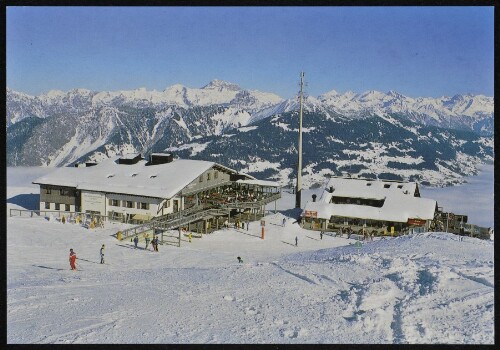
[118,153,142,165]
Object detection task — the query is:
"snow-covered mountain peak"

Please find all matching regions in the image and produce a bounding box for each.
[67,88,94,98]
[358,90,387,102]
[165,84,186,92]
[44,89,66,99]
[202,79,241,91]
[318,89,339,99]
[387,90,405,98]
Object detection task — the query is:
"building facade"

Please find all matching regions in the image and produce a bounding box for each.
[302,176,438,236]
[33,153,280,227]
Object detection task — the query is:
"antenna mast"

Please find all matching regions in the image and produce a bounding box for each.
[295,72,304,208]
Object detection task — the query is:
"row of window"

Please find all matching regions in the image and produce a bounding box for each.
[199,171,219,183]
[108,199,150,210]
[44,202,71,211]
[44,188,72,196]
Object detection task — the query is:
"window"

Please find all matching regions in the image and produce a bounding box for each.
[45,202,50,209]
[214,171,219,179]
[140,202,149,210]
[59,189,71,196]
[384,184,391,189]
[65,204,71,211]
[397,185,403,189]
[199,175,203,183]
[207,173,211,181]
[126,201,134,208]
[55,203,60,210]
[109,199,119,206]
[165,200,170,208]
[45,188,51,194]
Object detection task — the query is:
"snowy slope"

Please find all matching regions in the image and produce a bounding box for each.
[6,168,494,344]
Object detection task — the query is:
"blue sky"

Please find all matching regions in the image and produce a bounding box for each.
[7,6,494,98]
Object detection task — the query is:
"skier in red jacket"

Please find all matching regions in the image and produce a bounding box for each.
[69,248,77,270]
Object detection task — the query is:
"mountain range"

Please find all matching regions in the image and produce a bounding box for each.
[6,80,494,187]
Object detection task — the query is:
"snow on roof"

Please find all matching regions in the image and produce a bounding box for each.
[305,177,435,223]
[120,153,142,160]
[236,179,280,187]
[33,157,230,199]
[150,153,172,157]
[320,177,417,202]
[305,195,436,223]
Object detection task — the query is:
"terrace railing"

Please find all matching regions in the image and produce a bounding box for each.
[116,192,281,241]
[9,208,109,223]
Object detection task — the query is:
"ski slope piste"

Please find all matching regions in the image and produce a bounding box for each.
[7,173,494,344]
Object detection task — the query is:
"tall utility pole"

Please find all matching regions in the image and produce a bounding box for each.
[295,72,305,209]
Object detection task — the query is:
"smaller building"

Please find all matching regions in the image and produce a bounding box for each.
[302,176,437,236]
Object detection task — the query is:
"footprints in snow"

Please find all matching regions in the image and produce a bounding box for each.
[244,306,259,316]
[222,295,304,340]
[222,295,260,315]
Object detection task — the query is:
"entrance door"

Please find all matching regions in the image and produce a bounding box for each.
[173,200,179,212]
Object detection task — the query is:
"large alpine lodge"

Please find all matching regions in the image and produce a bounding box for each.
[32,153,281,233]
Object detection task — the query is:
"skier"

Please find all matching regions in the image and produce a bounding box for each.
[241,222,245,230]
[237,256,243,263]
[69,248,77,270]
[295,236,298,247]
[282,218,286,227]
[320,231,323,240]
[145,234,150,250]
[188,232,192,243]
[153,236,159,252]
[246,221,249,231]
[100,244,105,264]
[133,236,139,249]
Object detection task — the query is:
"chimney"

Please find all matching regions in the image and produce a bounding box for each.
[149,153,174,165]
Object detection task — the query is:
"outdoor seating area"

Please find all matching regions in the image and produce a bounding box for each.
[186,183,279,210]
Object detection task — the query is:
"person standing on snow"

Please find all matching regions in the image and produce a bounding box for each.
[282,218,286,227]
[246,221,249,231]
[145,234,150,250]
[295,236,298,246]
[100,244,105,264]
[133,236,139,249]
[320,231,323,240]
[69,248,77,270]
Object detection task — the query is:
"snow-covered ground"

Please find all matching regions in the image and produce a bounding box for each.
[6,167,494,344]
